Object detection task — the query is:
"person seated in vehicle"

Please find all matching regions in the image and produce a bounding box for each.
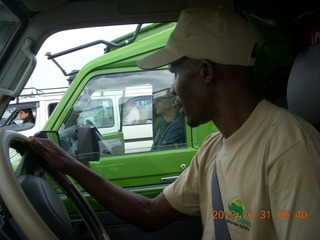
[123,99,140,125]
[31,7,320,240]
[152,89,186,150]
[18,109,35,128]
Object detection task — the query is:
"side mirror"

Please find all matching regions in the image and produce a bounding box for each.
[34,131,61,146]
[77,125,100,165]
[36,127,101,167]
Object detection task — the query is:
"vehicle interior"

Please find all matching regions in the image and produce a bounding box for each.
[0,0,319,239]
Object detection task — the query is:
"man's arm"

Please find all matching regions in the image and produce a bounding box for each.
[269,140,320,239]
[30,138,183,231]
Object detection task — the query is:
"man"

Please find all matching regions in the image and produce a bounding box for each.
[31,7,320,239]
[152,88,185,150]
[123,99,140,125]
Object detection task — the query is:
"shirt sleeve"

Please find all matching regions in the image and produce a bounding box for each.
[268,138,320,240]
[163,132,222,216]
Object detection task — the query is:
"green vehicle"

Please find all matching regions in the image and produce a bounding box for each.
[43,22,218,202]
[0,0,319,239]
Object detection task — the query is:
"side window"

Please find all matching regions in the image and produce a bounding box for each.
[122,89,153,126]
[48,102,58,117]
[58,69,186,159]
[79,96,115,130]
[0,107,36,131]
[0,106,14,125]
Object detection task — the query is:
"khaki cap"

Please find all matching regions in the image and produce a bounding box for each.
[153,88,175,100]
[137,7,257,69]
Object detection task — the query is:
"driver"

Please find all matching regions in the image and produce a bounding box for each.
[18,109,35,128]
[31,7,320,239]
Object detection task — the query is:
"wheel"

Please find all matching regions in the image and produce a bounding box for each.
[0,130,110,240]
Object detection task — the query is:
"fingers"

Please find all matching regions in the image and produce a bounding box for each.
[30,137,51,153]
[30,137,63,161]
[31,137,62,151]
[30,137,78,173]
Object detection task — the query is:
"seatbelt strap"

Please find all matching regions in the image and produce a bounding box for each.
[212,159,231,240]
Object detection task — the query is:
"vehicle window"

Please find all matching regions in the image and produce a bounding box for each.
[122,94,152,126]
[0,106,13,125]
[0,1,19,55]
[48,102,58,117]
[79,96,115,129]
[58,69,186,158]
[0,106,36,131]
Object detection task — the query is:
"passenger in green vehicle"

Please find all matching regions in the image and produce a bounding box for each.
[152,89,186,150]
[123,99,140,125]
[31,7,320,240]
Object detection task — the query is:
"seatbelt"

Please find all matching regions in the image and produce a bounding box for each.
[212,159,231,240]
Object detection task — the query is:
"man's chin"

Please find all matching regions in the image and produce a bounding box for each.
[187,118,211,128]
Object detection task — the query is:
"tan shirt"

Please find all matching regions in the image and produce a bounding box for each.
[164,100,320,240]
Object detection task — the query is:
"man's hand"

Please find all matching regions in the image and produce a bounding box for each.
[30,137,79,175]
[30,137,182,231]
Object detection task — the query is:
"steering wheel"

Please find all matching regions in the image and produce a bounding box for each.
[0,130,110,240]
[11,121,20,127]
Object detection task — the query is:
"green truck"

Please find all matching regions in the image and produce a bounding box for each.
[40,23,219,211]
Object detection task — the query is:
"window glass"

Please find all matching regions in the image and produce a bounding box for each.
[0,1,20,55]
[0,106,36,131]
[0,106,14,125]
[48,102,58,117]
[78,96,115,129]
[58,69,186,159]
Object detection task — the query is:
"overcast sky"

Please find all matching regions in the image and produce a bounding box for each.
[26,24,139,91]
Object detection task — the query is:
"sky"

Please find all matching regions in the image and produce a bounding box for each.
[26,24,139,91]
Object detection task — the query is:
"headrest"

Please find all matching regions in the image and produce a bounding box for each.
[287,43,320,129]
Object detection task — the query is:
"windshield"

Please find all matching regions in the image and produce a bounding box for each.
[0,1,20,56]
[0,106,16,125]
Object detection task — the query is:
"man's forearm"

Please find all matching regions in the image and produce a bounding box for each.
[67,161,182,231]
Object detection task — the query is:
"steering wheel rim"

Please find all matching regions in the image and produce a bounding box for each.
[0,130,110,240]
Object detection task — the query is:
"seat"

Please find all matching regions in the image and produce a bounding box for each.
[287,43,320,130]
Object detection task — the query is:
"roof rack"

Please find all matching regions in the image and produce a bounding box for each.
[45,23,169,77]
[20,87,68,96]
[45,23,144,77]
[13,87,68,103]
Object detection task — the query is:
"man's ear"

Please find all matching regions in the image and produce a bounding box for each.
[199,60,215,85]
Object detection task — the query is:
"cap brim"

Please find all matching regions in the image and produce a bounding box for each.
[137,47,184,70]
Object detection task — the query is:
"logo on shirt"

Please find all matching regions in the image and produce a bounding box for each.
[227,198,252,231]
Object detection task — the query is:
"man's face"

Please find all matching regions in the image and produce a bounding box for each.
[153,96,175,115]
[170,58,211,127]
